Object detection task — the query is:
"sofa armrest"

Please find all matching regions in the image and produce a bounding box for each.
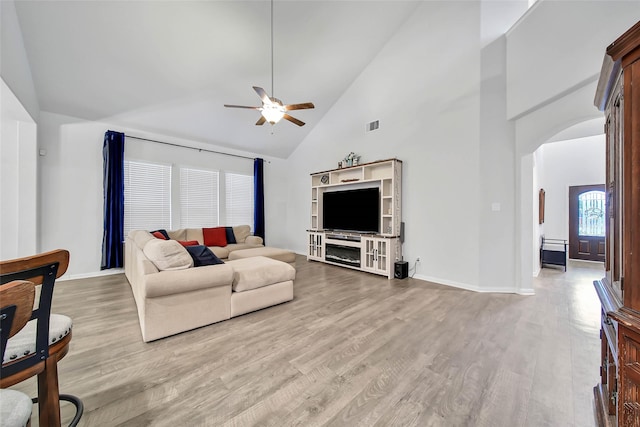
[142,264,234,298]
[245,235,264,246]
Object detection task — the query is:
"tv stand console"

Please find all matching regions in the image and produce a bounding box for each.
[307,159,402,279]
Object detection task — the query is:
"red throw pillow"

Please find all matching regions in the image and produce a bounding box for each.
[203,227,227,247]
[152,231,168,240]
[177,240,199,247]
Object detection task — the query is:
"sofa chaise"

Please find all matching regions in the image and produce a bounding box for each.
[124,226,296,342]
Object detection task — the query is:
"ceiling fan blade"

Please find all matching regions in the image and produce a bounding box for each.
[256,116,266,126]
[284,102,315,111]
[253,86,271,104]
[224,104,261,110]
[283,114,305,127]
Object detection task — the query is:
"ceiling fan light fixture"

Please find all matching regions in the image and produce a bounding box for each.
[261,103,285,124]
[223,0,314,127]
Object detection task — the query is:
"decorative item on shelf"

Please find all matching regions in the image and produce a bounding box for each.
[338,161,343,168]
[320,174,329,184]
[343,152,360,167]
[341,178,360,183]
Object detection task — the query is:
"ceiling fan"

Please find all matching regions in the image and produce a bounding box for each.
[224,0,314,127]
[225,86,314,127]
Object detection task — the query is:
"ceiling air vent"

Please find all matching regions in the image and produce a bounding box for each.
[366,120,379,132]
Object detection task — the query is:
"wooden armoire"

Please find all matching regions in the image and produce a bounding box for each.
[593,20,640,427]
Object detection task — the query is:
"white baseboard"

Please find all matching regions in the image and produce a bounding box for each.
[412,273,530,295]
[59,268,124,281]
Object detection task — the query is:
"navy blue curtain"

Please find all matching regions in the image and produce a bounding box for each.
[101,131,125,269]
[254,158,265,243]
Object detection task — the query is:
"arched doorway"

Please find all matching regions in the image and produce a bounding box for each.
[516,111,605,293]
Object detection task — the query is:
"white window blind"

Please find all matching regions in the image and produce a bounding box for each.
[225,173,254,226]
[180,167,219,228]
[124,160,171,235]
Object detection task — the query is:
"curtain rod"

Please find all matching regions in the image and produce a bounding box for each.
[125,134,259,161]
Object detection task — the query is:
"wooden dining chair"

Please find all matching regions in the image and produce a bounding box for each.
[1,280,36,427]
[0,250,83,427]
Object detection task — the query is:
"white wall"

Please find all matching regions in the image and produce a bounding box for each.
[532,146,544,277]
[37,112,273,277]
[517,153,535,293]
[506,1,640,119]
[1,0,39,120]
[0,78,37,259]
[281,1,630,293]
[478,35,516,291]
[283,2,489,291]
[540,135,605,241]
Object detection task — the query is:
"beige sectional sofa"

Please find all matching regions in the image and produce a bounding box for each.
[124,226,295,342]
[161,225,264,259]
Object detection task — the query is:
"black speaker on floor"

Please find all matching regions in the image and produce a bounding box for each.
[394,261,408,279]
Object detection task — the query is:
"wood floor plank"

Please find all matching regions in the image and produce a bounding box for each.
[325,352,433,427]
[473,367,532,427]
[7,256,603,426]
[220,366,336,427]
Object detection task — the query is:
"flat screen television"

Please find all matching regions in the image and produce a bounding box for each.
[323,187,379,233]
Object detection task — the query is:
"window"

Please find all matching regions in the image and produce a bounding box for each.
[180,167,219,228]
[578,190,606,237]
[225,173,254,226]
[124,157,253,233]
[124,160,171,235]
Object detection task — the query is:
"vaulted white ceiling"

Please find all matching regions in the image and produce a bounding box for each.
[12,1,524,158]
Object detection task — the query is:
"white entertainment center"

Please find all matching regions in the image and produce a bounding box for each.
[307,158,402,279]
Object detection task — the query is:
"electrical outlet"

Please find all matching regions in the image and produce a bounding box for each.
[416,257,421,263]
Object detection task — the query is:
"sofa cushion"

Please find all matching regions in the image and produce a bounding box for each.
[185,228,204,244]
[131,230,156,250]
[232,225,251,243]
[167,228,186,241]
[225,243,259,253]
[225,227,237,244]
[228,247,296,264]
[244,236,264,246]
[178,240,199,247]
[142,264,234,298]
[143,239,194,271]
[227,256,295,292]
[152,230,169,240]
[185,245,225,267]
[209,246,230,260]
[203,227,227,247]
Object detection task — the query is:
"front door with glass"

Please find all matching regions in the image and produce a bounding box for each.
[568,184,606,262]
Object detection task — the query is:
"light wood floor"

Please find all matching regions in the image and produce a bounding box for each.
[11,256,603,426]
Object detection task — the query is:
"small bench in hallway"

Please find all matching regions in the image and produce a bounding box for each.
[228,246,296,266]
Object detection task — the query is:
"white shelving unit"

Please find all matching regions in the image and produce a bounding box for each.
[308,232,324,261]
[307,158,402,279]
[362,236,393,276]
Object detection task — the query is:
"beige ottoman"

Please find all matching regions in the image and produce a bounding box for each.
[228,246,296,266]
[226,256,295,317]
